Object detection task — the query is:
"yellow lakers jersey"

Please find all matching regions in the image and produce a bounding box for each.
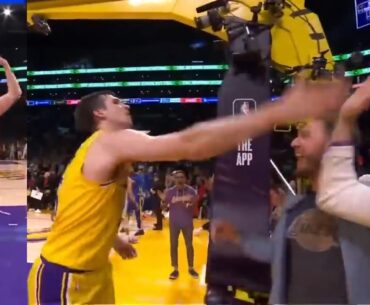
[41,131,127,270]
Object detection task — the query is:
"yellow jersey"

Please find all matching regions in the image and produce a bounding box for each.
[41,131,127,270]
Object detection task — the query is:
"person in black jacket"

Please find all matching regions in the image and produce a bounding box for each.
[152,174,165,230]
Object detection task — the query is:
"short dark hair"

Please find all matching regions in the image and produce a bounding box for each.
[173,167,188,179]
[74,90,114,134]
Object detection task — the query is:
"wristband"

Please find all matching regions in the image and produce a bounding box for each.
[330,140,355,147]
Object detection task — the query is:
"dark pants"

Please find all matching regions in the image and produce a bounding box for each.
[170,223,194,269]
[128,201,142,229]
[154,198,162,228]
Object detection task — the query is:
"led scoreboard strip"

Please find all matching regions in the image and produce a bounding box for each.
[2,59,368,88]
[0,66,27,84]
[25,65,370,90]
[27,80,223,90]
[27,96,282,106]
[0,66,27,72]
[0,78,27,83]
[27,65,229,76]
[27,97,219,106]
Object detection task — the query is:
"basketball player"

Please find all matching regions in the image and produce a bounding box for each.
[28,79,348,304]
[0,57,22,115]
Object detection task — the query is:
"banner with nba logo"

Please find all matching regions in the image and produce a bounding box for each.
[206,27,272,294]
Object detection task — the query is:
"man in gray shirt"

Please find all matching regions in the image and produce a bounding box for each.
[164,169,199,280]
[213,117,370,304]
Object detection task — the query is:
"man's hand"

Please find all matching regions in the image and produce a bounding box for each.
[278,78,351,123]
[0,56,22,116]
[340,77,370,122]
[114,236,137,259]
[329,77,370,143]
[0,57,9,68]
[211,219,241,245]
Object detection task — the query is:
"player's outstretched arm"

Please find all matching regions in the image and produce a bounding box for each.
[105,79,349,163]
[0,57,22,116]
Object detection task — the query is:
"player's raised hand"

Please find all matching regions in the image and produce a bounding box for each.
[279,78,351,122]
[340,77,370,121]
[0,56,22,116]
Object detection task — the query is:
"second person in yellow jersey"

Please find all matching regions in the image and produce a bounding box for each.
[28,79,349,305]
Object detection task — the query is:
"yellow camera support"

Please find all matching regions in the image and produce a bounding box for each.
[27,0,333,72]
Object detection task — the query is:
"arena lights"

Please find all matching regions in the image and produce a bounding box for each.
[27,80,223,90]
[333,49,370,61]
[2,7,11,16]
[27,65,228,76]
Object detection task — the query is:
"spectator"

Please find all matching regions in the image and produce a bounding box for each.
[164,168,199,280]
[318,77,370,227]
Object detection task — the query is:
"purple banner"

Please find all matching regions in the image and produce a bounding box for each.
[206,27,272,293]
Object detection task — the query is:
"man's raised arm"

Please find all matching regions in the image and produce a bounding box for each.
[0,57,22,116]
[318,77,370,227]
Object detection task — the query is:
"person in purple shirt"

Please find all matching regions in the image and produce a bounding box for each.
[164,169,199,280]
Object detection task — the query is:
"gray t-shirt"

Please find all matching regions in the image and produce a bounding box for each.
[286,193,348,304]
[165,185,197,227]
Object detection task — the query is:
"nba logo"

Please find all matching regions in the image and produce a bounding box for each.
[232,99,257,116]
[240,102,250,115]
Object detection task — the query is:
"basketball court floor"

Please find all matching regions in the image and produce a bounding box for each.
[28,211,209,304]
[0,156,212,304]
[0,160,27,305]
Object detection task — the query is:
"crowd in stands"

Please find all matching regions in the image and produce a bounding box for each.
[0,139,26,160]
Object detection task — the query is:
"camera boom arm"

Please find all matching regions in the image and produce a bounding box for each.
[27,0,333,72]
